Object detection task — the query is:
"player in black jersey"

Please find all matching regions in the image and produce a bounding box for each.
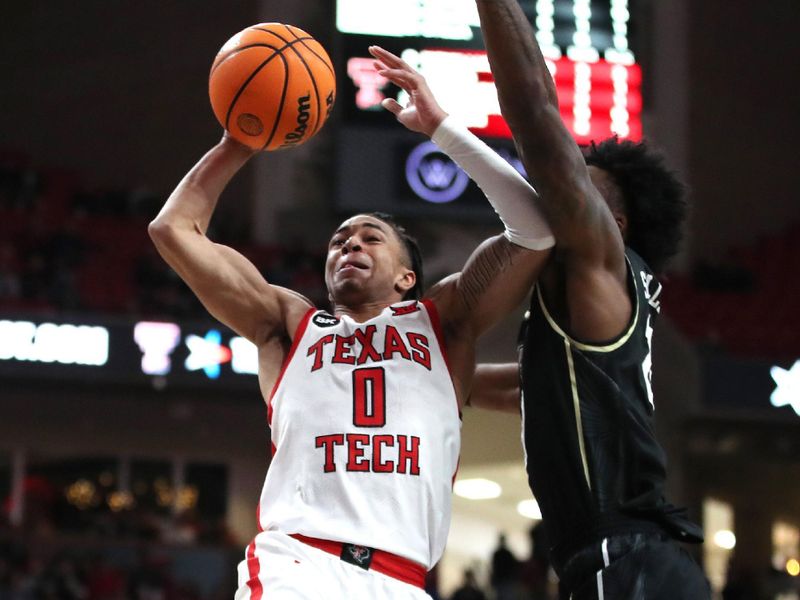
[470,1,711,598]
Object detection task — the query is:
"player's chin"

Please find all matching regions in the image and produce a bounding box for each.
[327,268,362,289]
[335,267,370,282]
[331,278,366,301]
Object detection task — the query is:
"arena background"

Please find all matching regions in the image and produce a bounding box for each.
[1,1,799,598]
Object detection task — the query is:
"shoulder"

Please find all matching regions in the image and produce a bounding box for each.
[255,286,316,347]
[420,275,471,333]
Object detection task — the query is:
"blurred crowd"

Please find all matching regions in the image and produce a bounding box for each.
[0,460,238,600]
[438,528,556,600]
[0,535,235,600]
[3,150,799,363]
[0,155,328,320]
[2,128,799,599]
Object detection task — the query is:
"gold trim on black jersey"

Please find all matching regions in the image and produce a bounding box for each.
[535,257,640,353]
[564,338,592,490]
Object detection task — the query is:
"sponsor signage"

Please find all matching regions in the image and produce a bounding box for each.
[335,130,524,218]
[703,353,800,420]
[133,323,258,381]
[771,360,800,417]
[403,139,525,205]
[0,315,258,392]
[0,319,109,367]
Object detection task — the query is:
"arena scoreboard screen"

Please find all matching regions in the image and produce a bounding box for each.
[0,315,259,393]
[4,314,796,421]
[334,0,643,219]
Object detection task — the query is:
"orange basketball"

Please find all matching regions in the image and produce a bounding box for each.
[209,23,336,151]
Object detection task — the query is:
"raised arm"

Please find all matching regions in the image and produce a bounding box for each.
[370,46,552,336]
[475,0,623,265]
[476,0,634,343]
[148,136,311,345]
[468,363,520,413]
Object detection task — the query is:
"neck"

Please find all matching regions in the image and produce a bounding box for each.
[332,299,402,323]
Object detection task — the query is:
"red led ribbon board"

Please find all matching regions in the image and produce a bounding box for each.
[470,56,642,144]
[347,48,642,145]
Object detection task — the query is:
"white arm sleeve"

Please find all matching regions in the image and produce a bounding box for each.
[432,116,555,250]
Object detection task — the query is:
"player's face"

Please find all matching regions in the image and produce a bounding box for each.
[324,215,415,306]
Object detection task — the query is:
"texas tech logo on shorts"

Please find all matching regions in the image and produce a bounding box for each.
[341,543,373,570]
[313,313,340,328]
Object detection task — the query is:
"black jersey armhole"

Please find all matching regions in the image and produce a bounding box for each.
[534,255,640,353]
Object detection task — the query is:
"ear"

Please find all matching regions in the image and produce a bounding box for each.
[614,212,628,240]
[394,268,416,296]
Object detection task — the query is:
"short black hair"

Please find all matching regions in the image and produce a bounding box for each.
[366,212,424,300]
[584,137,688,272]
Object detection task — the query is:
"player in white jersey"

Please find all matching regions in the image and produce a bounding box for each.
[149,46,554,599]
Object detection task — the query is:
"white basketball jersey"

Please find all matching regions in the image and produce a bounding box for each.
[257,299,461,569]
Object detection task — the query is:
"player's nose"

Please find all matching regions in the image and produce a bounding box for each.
[342,236,361,253]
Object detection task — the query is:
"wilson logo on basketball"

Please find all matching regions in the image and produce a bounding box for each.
[280,94,312,148]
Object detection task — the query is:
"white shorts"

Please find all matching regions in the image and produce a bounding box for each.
[235,531,433,600]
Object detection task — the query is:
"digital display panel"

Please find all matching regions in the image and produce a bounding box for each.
[336,0,635,62]
[345,47,641,144]
[0,315,259,393]
[703,354,800,420]
[334,0,642,217]
[336,0,640,144]
[337,0,480,40]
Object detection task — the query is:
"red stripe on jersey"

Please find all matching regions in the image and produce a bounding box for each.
[421,299,449,368]
[267,307,316,426]
[421,298,460,413]
[451,456,461,488]
[256,503,263,533]
[245,540,263,600]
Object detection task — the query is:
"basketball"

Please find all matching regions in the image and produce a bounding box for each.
[209,23,336,151]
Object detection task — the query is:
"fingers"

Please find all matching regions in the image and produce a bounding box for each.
[369,45,416,75]
[380,98,403,116]
[369,45,427,96]
[375,67,419,93]
[368,45,405,68]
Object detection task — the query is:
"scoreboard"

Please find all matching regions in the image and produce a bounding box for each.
[337,0,641,142]
[334,0,642,218]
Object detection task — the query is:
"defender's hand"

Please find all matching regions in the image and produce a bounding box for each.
[368,45,448,137]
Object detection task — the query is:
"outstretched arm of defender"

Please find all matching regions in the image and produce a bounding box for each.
[148,136,311,344]
[475,0,622,260]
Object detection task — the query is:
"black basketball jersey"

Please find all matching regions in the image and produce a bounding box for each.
[518,249,702,567]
